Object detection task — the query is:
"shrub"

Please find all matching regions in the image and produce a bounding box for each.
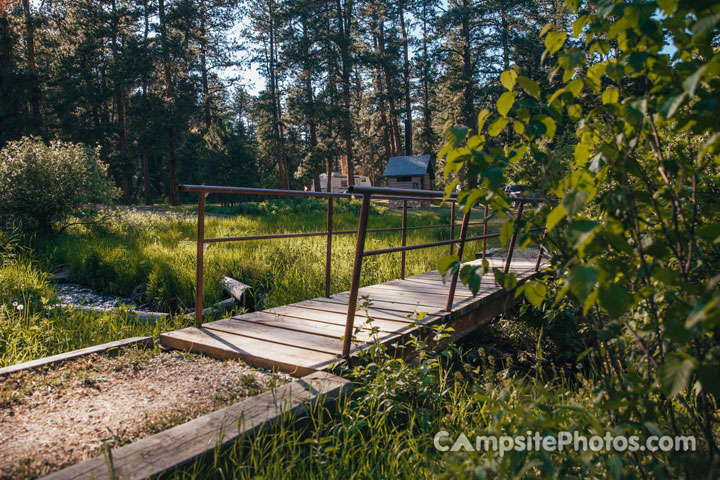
[0,136,119,232]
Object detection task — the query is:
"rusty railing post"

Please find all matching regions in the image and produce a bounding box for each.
[503,201,525,274]
[449,201,456,255]
[445,209,471,312]
[535,230,546,272]
[343,193,372,358]
[325,197,334,297]
[482,205,489,261]
[401,199,407,279]
[195,192,207,329]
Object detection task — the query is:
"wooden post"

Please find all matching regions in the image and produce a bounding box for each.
[401,199,407,279]
[504,201,525,274]
[482,205,489,261]
[343,193,371,358]
[449,201,456,255]
[445,210,471,312]
[195,193,207,329]
[325,197,333,297]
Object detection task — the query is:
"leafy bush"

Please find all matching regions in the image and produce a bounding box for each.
[440,0,720,473]
[0,136,119,232]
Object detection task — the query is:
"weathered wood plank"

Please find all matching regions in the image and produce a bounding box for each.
[280,299,440,323]
[314,296,446,315]
[0,337,154,377]
[203,318,350,355]
[159,328,337,377]
[373,279,474,297]
[42,371,352,480]
[232,311,410,342]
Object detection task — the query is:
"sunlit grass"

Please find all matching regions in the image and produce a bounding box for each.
[34,199,503,312]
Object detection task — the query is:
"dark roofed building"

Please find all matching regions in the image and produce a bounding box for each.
[383,155,434,207]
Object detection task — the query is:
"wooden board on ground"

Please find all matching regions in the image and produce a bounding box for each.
[0,337,154,377]
[42,372,352,480]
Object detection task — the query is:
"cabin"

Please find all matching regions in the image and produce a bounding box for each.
[382,155,433,207]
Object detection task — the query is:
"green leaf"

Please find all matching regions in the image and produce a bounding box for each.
[497,91,516,117]
[566,219,597,254]
[500,70,517,91]
[598,283,634,319]
[488,117,508,137]
[656,0,677,15]
[657,94,686,119]
[523,280,547,307]
[460,265,482,295]
[446,125,469,148]
[544,31,566,55]
[562,190,589,218]
[659,353,695,397]
[574,143,591,165]
[500,219,515,245]
[602,87,619,104]
[536,115,556,139]
[568,265,597,300]
[438,254,460,281]
[477,109,491,132]
[691,12,720,39]
[546,204,566,231]
[493,268,518,290]
[683,65,706,97]
[517,76,541,99]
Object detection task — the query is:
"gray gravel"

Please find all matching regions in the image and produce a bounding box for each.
[55,283,135,309]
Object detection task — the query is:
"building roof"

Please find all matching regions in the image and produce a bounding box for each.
[382,155,432,177]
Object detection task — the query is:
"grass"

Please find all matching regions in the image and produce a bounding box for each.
[33,198,503,312]
[156,313,713,480]
[1,198,502,368]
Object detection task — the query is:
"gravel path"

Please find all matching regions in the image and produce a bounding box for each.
[0,348,290,479]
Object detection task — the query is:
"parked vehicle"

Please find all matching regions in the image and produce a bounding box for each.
[318,173,372,193]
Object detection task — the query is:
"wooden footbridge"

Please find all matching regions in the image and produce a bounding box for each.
[160,185,546,376]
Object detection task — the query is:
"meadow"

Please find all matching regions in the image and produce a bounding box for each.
[33,198,501,312]
[1,198,501,367]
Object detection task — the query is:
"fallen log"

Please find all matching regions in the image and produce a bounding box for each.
[61,297,240,325]
[221,276,254,310]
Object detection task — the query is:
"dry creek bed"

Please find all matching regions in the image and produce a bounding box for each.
[0,347,291,479]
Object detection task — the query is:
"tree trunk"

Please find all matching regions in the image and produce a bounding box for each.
[399,2,412,156]
[268,1,289,189]
[159,0,179,205]
[377,20,401,155]
[111,0,130,204]
[335,0,355,187]
[461,0,475,130]
[142,0,152,205]
[302,12,320,189]
[200,0,211,131]
[420,2,433,155]
[21,0,41,126]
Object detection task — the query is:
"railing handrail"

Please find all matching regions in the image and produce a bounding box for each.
[180,184,457,203]
[184,183,547,360]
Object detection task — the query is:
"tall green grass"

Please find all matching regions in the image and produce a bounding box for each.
[35,199,501,312]
[160,319,709,479]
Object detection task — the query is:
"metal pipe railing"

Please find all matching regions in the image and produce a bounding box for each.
[180,184,547,358]
[341,185,547,357]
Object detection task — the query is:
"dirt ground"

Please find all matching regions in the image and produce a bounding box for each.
[0,347,290,479]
